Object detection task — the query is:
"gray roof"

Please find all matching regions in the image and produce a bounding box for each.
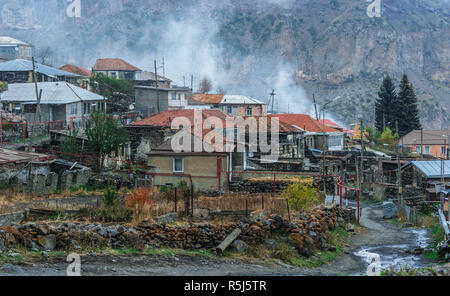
[220,95,265,105]
[0,59,79,78]
[0,37,30,46]
[403,160,450,178]
[0,82,105,104]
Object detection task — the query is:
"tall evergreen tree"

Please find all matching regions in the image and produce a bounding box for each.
[375,75,397,132]
[397,74,421,137]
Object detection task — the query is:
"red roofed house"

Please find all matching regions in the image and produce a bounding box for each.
[188,94,267,116]
[92,58,142,80]
[126,109,234,162]
[59,64,92,89]
[270,114,345,153]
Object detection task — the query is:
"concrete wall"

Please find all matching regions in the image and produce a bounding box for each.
[135,87,169,114]
[148,154,229,192]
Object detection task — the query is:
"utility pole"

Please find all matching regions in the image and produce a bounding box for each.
[161,57,165,78]
[190,75,194,92]
[154,60,160,113]
[313,93,319,121]
[420,128,424,158]
[29,57,42,152]
[360,119,364,186]
[269,89,276,114]
[396,120,403,203]
[322,109,327,196]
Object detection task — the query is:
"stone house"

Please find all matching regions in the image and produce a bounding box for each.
[0,81,106,124]
[401,160,450,200]
[92,58,141,80]
[0,148,91,195]
[127,109,233,162]
[0,36,32,61]
[0,59,79,84]
[134,85,191,114]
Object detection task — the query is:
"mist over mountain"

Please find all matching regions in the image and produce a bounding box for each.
[0,0,448,128]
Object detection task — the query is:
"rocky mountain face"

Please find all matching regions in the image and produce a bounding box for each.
[0,0,448,128]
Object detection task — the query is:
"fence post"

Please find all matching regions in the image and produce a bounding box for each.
[174,187,177,213]
[339,183,342,207]
[273,173,276,194]
[286,199,291,222]
[23,122,26,144]
[245,199,248,216]
[262,195,265,210]
[357,189,360,223]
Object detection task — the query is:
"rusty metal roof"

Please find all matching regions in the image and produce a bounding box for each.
[0,148,54,164]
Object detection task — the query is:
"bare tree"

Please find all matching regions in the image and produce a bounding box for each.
[216,86,227,94]
[35,46,54,66]
[198,77,213,94]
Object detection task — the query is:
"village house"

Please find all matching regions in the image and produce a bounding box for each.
[0,81,106,124]
[0,59,79,84]
[92,58,142,80]
[126,109,233,162]
[0,36,32,61]
[187,94,267,116]
[399,130,450,159]
[59,64,92,89]
[134,85,191,114]
[270,114,344,155]
[133,71,173,88]
[147,128,244,193]
[400,160,450,200]
[0,148,91,194]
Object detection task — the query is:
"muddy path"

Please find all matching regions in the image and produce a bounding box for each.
[0,203,434,276]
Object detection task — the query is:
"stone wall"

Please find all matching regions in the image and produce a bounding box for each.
[0,207,355,256]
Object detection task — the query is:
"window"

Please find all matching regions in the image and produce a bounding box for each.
[177,93,182,100]
[227,106,232,114]
[232,106,238,116]
[424,146,430,154]
[173,158,184,173]
[71,103,78,115]
[415,146,421,153]
[246,107,253,116]
[171,92,177,100]
[110,72,117,79]
[442,146,446,155]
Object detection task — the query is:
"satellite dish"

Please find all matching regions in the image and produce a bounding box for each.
[129,104,135,110]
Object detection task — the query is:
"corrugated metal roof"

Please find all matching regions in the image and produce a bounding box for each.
[0,59,79,78]
[0,82,105,103]
[220,95,265,105]
[405,160,450,178]
[0,36,29,46]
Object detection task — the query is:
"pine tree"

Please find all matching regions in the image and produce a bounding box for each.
[375,75,397,132]
[397,74,421,137]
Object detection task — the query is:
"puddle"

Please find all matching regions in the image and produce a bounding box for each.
[353,228,431,275]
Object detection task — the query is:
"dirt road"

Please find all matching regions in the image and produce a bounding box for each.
[0,203,433,276]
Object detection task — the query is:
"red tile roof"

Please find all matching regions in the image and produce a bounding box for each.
[319,119,353,134]
[269,114,340,133]
[191,94,224,104]
[93,58,141,72]
[59,64,92,77]
[131,109,232,127]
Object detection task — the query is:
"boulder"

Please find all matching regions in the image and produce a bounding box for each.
[156,212,178,224]
[263,239,279,250]
[37,234,56,251]
[232,240,249,253]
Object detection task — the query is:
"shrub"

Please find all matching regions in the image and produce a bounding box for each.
[281,179,318,211]
[125,187,155,209]
[103,186,120,207]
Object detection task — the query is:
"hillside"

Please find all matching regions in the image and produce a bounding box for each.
[0,0,448,128]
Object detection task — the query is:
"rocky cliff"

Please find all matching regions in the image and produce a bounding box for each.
[0,0,448,128]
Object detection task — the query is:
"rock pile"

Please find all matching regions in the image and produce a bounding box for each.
[0,207,355,257]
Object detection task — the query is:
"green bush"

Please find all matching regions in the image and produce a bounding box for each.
[281,181,318,211]
[103,186,120,207]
